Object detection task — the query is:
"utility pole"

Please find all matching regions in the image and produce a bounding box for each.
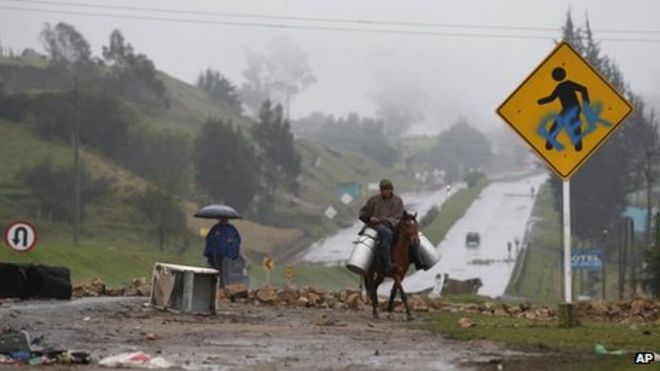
[619,218,630,300]
[601,228,608,300]
[646,151,653,248]
[72,77,81,246]
[629,217,636,297]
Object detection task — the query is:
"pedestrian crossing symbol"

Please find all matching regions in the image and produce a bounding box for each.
[497,42,633,180]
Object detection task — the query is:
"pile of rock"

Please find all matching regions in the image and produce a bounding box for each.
[72,278,150,298]
[577,298,660,323]
[219,285,446,312]
[70,278,660,323]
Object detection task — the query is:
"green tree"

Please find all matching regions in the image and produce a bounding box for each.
[134,188,189,252]
[294,112,399,167]
[16,160,112,222]
[197,68,242,113]
[40,22,92,67]
[252,100,301,200]
[102,29,167,106]
[120,127,192,196]
[28,89,134,159]
[421,119,493,182]
[193,118,259,212]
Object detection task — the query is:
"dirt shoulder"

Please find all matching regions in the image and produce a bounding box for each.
[0,297,526,370]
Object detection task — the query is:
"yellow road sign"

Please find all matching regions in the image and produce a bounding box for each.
[497,42,633,180]
[284,264,294,279]
[283,264,294,286]
[262,257,274,271]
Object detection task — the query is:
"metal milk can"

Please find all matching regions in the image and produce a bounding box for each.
[418,231,440,270]
[346,227,379,275]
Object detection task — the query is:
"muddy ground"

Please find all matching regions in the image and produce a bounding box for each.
[0,297,536,370]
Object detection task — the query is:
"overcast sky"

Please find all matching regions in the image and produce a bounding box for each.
[0,0,658,135]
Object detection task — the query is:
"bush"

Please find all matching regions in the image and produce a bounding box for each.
[134,187,190,252]
[464,170,486,188]
[16,160,113,222]
[419,206,439,228]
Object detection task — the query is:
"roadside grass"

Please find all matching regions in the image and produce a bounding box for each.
[506,181,563,303]
[440,293,492,304]
[249,263,360,290]
[0,221,205,287]
[0,217,362,290]
[506,179,637,303]
[421,178,489,245]
[419,311,656,370]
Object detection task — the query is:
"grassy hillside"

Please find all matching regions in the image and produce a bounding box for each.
[0,118,302,282]
[0,59,421,287]
[152,72,253,134]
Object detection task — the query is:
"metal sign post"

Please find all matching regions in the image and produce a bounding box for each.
[563,180,572,304]
[262,257,274,285]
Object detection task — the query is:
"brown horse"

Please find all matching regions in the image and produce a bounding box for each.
[363,211,420,321]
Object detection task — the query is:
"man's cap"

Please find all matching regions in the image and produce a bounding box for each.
[379,179,394,189]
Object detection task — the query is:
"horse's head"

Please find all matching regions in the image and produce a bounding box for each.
[398,211,420,247]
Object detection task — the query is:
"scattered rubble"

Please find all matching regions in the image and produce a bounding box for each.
[72,277,151,298]
[71,278,660,323]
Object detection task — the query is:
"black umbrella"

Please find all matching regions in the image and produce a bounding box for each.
[194,204,242,219]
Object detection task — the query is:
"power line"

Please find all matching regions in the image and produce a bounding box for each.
[4,0,660,35]
[0,0,559,33]
[0,5,552,40]
[1,3,659,43]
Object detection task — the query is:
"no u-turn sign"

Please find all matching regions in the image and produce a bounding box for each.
[3,220,39,253]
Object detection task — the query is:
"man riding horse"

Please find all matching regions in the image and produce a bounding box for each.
[358,179,402,275]
[358,179,428,274]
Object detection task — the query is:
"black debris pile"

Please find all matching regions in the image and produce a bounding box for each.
[0,263,72,300]
[0,328,90,366]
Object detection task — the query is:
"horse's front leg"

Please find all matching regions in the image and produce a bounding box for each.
[398,282,414,321]
[387,282,398,315]
[366,276,379,319]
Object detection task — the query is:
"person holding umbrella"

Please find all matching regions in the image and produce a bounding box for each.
[196,205,242,288]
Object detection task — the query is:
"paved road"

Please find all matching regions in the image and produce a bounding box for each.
[0,297,525,370]
[385,173,548,298]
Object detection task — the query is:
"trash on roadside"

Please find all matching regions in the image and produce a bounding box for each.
[9,351,30,362]
[99,351,176,369]
[594,343,625,355]
[0,329,90,366]
[144,333,158,341]
[0,330,31,353]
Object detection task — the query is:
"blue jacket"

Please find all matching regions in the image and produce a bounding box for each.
[204,222,241,261]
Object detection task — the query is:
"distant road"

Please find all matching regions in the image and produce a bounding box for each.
[381,173,548,298]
